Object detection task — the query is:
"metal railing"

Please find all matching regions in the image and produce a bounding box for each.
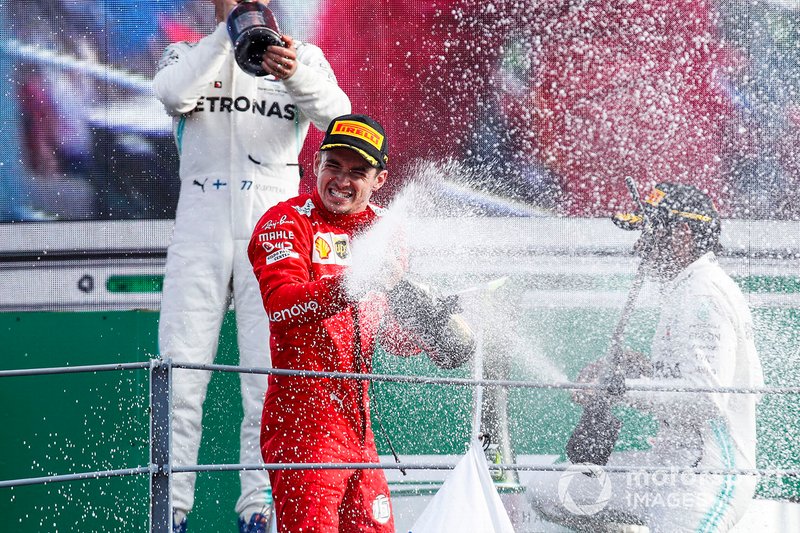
[1,359,798,532]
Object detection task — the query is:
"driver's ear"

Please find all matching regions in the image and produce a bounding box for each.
[313,151,322,175]
[371,169,388,192]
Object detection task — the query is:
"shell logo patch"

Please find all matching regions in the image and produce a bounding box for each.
[312,233,351,265]
[314,236,331,259]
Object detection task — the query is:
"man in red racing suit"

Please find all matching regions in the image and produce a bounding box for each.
[248,114,473,532]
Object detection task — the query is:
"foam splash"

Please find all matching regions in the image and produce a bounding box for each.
[345,159,531,301]
[344,182,419,301]
[344,164,568,385]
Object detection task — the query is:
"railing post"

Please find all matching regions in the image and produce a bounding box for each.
[150,357,172,533]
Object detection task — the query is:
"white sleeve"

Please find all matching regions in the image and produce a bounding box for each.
[624,290,737,426]
[152,23,232,116]
[283,43,352,131]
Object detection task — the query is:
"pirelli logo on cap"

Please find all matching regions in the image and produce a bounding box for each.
[331,120,384,150]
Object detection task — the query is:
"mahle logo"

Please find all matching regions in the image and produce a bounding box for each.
[558,463,612,516]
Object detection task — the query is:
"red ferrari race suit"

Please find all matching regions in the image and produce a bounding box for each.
[248,189,422,532]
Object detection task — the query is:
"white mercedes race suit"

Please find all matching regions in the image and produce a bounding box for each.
[153,22,350,518]
[529,252,764,532]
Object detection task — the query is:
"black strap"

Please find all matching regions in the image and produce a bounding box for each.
[352,307,406,475]
[351,306,369,444]
[371,399,407,476]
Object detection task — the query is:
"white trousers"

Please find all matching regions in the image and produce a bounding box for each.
[160,178,283,517]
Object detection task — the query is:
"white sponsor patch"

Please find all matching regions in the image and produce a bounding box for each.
[293,198,315,217]
[312,232,351,265]
[372,494,391,524]
[265,248,299,265]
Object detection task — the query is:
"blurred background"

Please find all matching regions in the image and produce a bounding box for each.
[3,0,800,222]
[2,2,800,532]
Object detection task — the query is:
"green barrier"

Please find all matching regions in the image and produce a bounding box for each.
[1,304,799,531]
[102,273,800,296]
[106,275,164,294]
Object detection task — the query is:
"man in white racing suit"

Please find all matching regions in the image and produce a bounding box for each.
[528,183,764,532]
[152,1,351,531]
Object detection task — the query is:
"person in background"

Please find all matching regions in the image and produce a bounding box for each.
[152,1,350,531]
[528,183,763,532]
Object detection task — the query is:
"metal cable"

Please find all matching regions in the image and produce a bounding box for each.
[0,361,151,377]
[5,462,800,490]
[172,361,799,395]
[172,462,800,478]
[2,359,797,394]
[0,466,151,488]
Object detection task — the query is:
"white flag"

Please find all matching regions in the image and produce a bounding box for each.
[408,441,515,533]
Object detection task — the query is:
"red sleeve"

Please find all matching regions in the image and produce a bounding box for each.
[248,204,350,333]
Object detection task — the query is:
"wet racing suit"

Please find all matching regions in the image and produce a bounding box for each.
[528,253,764,532]
[248,190,423,532]
[153,22,350,518]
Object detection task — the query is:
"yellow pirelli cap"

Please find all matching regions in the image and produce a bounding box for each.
[613,182,719,230]
[320,114,389,169]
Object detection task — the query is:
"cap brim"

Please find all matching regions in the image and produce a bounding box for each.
[612,212,644,230]
[319,143,382,168]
